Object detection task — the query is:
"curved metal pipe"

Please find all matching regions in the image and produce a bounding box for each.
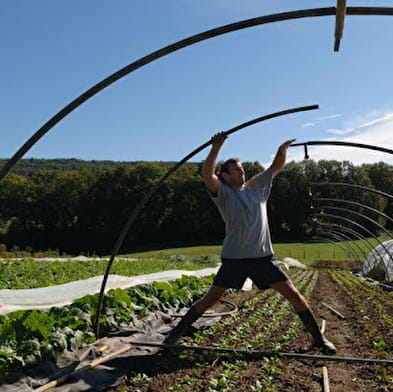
[316,222,371,260]
[316,228,364,261]
[311,211,390,277]
[312,213,384,261]
[324,228,367,260]
[310,182,393,201]
[321,205,393,273]
[312,235,355,261]
[315,197,393,223]
[309,187,392,256]
[93,105,318,338]
[315,230,358,261]
[290,140,393,156]
[2,7,393,181]
[316,230,357,260]
[321,205,393,241]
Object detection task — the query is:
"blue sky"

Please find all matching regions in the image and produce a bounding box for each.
[2,1,393,166]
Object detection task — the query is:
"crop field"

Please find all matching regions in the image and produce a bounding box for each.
[0,256,220,289]
[0,238,380,290]
[111,266,393,392]
[1,243,392,391]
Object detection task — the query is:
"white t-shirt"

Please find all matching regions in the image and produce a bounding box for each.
[211,166,274,259]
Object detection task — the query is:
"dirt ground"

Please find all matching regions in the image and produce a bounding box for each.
[111,266,393,391]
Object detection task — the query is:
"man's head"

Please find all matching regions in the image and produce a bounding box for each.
[217,158,245,188]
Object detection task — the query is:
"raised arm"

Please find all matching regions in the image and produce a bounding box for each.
[202,132,227,194]
[246,138,296,187]
[271,138,296,178]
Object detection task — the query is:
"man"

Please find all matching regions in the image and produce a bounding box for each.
[165,132,336,354]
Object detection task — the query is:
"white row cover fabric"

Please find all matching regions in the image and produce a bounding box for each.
[0,267,218,315]
[362,239,393,282]
[0,257,305,315]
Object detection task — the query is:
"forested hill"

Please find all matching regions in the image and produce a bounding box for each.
[0,158,198,177]
[0,159,392,254]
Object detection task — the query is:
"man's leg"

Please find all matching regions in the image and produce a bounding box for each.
[269,280,336,354]
[164,285,226,344]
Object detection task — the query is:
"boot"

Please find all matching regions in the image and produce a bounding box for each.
[298,309,336,354]
[164,306,201,345]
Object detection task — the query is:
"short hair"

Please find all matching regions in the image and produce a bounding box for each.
[217,158,240,183]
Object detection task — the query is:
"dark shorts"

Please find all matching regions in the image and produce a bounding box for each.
[213,254,289,290]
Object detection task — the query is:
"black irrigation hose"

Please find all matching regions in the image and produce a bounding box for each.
[311,182,393,201]
[2,7,393,182]
[93,104,318,338]
[290,140,393,158]
[128,341,393,366]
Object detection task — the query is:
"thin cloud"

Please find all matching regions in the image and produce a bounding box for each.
[302,113,342,129]
[326,111,393,136]
[345,121,393,147]
[326,128,354,135]
[289,117,393,165]
[302,122,316,128]
[355,112,393,130]
[318,114,342,121]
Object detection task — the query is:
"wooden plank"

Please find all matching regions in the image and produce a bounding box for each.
[335,0,347,51]
[320,319,326,334]
[321,302,346,319]
[322,366,331,392]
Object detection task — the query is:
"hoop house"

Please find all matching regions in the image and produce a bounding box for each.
[362,240,393,282]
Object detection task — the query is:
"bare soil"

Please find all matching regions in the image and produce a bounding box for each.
[112,266,393,391]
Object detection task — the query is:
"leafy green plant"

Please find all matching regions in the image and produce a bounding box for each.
[0,274,214,380]
[331,271,393,388]
[170,254,188,262]
[0,257,218,290]
[160,270,316,391]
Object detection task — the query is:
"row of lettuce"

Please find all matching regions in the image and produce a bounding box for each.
[0,257,219,290]
[331,271,393,388]
[145,270,316,392]
[0,274,214,381]
[122,270,393,391]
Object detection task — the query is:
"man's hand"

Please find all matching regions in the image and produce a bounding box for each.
[278,138,296,153]
[203,132,227,194]
[271,138,296,178]
[211,132,227,150]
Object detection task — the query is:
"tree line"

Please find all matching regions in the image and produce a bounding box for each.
[0,158,196,178]
[0,159,391,254]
